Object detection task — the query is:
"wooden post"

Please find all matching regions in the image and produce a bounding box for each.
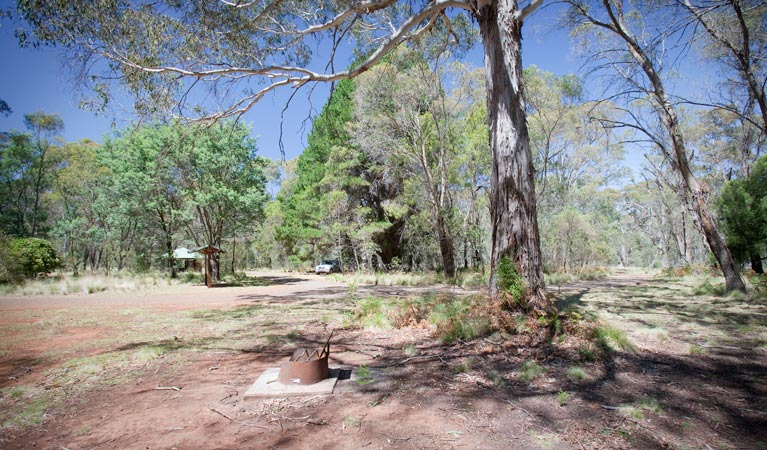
[205,253,212,288]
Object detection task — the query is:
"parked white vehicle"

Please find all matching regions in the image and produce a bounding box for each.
[315,260,341,274]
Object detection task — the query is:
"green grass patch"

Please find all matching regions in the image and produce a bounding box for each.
[333,272,442,287]
[519,360,545,382]
[0,386,60,430]
[346,293,491,342]
[456,271,487,289]
[133,345,167,363]
[578,345,597,362]
[557,390,569,406]
[2,272,182,296]
[356,365,374,385]
[428,296,490,344]
[342,415,363,429]
[403,344,419,357]
[592,324,636,353]
[189,305,265,320]
[348,297,394,330]
[692,280,727,297]
[619,397,662,420]
[566,366,587,381]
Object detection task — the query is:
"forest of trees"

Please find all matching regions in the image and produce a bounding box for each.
[1,0,765,299]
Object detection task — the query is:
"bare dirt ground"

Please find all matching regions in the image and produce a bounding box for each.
[0,271,765,449]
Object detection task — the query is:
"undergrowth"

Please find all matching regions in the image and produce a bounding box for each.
[346,293,491,343]
[331,270,487,289]
[0,272,184,296]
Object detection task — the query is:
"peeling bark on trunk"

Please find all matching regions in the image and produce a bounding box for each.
[475,2,548,313]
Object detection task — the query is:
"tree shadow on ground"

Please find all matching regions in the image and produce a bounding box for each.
[205,274,308,288]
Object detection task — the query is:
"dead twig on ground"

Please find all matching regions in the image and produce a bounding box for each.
[382,434,411,441]
[207,405,232,421]
[155,386,181,391]
[507,400,537,420]
[389,354,445,367]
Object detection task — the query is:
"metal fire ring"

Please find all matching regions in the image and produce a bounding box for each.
[278,330,333,385]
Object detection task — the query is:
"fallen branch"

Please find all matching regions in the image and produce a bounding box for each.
[389,354,444,367]
[155,386,181,391]
[698,343,744,350]
[207,405,232,421]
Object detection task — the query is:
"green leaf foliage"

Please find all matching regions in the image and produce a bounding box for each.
[497,256,524,303]
[717,155,767,268]
[1,237,61,281]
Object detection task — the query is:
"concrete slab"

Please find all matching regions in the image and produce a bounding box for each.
[244,367,340,398]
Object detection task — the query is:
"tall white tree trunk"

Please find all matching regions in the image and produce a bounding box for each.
[475,1,549,314]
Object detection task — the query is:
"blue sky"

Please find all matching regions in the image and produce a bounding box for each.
[0,5,585,163]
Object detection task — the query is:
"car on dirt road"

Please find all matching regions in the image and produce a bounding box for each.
[315,259,341,274]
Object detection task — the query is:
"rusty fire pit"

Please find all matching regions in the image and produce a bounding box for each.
[277,331,333,385]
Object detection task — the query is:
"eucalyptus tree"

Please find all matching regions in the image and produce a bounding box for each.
[0,111,63,238]
[566,0,747,292]
[353,49,461,278]
[679,0,767,136]
[100,125,187,277]
[17,0,551,312]
[175,122,268,280]
[48,140,120,273]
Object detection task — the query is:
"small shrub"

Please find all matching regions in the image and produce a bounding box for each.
[497,257,524,306]
[637,396,662,413]
[557,390,569,406]
[428,296,490,343]
[87,283,108,294]
[181,272,203,284]
[1,238,61,282]
[356,365,374,385]
[519,360,545,382]
[350,297,394,330]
